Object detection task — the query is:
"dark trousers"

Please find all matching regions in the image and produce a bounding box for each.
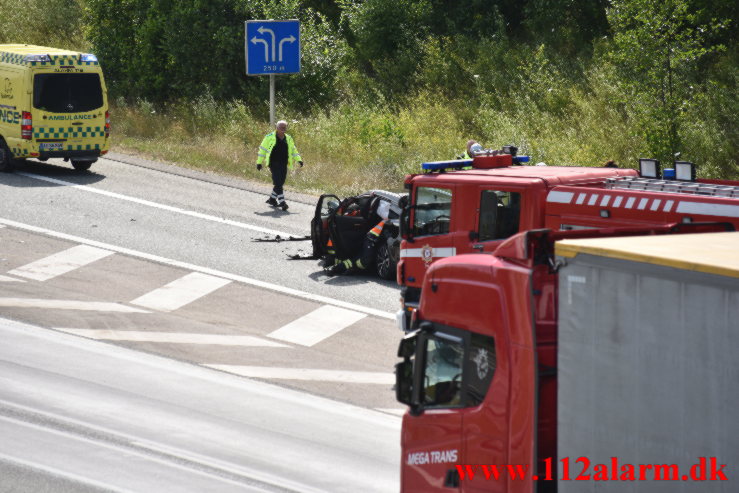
[269,163,287,200]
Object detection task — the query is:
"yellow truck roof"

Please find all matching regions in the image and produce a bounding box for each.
[0,44,99,67]
[555,231,739,279]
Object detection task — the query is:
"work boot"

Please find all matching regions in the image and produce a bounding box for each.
[266,197,278,206]
[280,202,289,211]
[326,262,347,276]
[319,255,336,268]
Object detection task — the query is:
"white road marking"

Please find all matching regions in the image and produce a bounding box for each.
[375,408,407,416]
[0,297,149,313]
[17,171,293,237]
[8,244,113,281]
[0,218,395,319]
[207,365,395,384]
[0,414,268,492]
[130,272,231,312]
[0,452,134,493]
[3,317,403,426]
[54,328,288,347]
[0,396,347,493]
[267,305,366,346]
[0,275,24,282]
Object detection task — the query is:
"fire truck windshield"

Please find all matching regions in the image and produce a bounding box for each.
[413,187,452,237]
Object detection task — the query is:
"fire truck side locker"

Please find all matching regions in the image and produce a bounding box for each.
[555,232,739,492]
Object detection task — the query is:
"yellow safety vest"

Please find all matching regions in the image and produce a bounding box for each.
[257,132,302,169]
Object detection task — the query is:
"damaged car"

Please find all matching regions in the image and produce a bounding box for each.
[311,190,407,279]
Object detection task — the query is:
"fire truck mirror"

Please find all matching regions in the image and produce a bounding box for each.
[395,360,414,407]
[398,332,417,358]
[400,205,414,242]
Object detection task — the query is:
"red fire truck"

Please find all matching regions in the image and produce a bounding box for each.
[394,225,738,492]
[396,153,739,329]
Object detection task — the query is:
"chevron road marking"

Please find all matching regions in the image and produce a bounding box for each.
[8,245,113,281]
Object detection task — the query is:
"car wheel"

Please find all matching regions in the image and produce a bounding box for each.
[0,141,15,172]
[72,160,93,171]
[375,239,398,280]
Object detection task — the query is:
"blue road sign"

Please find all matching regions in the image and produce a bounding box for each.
[245,20,301,76]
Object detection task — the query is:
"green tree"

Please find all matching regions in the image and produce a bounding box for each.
[84,0,344,109]
[341,0,432,98]
[608,0,728,164]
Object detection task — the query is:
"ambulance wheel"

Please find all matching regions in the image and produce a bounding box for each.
[0,141,15,172]
[71,160,93,171]
[375,240,398,280]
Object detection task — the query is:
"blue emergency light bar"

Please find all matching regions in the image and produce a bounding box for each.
[422,159,472,171]
[24,54,51,63]
[421,155,530,171]
[80,54,98,63]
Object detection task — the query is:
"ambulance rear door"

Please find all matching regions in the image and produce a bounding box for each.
[31,67,107,157]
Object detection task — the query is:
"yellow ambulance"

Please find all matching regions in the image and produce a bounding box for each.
[0,44,110,172]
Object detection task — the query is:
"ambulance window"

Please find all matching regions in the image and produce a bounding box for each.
[422,334,463,408]
[414,187,452,237]
[479,190,521,241]
[33,73,103,113]
[464,333,496,406]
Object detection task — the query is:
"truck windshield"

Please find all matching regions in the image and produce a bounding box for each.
[420,331,496,409]
[413,187,452,237]
[423,335,464,407]
[33,73,103,113]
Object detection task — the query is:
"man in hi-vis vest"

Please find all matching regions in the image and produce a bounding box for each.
[256,120,303,211]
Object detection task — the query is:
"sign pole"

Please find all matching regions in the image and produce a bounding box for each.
[245,19,300,126]
[269,74,275,126]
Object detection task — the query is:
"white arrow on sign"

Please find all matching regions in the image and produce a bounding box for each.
[258,26,276,62]
[278,35,296,62]
[251,36,269,62]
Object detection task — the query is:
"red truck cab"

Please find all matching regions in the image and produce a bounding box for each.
[394,224,735,492]
[396,228,561,492]
[397,156,739,330]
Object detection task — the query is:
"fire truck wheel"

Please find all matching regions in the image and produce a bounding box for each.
[375,240,397,280]
[0,140,15,173]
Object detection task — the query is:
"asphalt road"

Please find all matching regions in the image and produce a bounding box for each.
[2,153,401,311]
[0,153,406,492]
[0,316,400,492]
[0,154,405,410]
